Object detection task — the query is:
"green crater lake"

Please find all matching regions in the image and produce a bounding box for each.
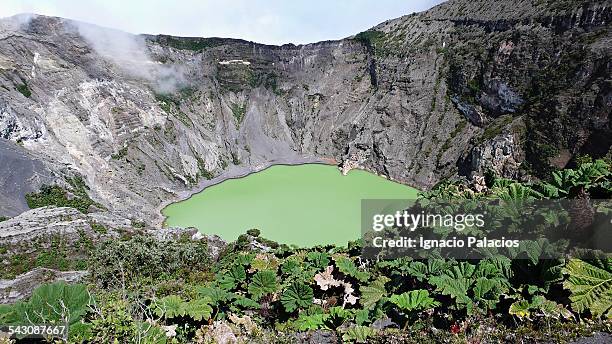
[162,164,419,246]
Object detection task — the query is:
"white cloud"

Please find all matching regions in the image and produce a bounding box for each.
[68,20,189,93]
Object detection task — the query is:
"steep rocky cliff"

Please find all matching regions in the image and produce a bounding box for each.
[0,0,610,223]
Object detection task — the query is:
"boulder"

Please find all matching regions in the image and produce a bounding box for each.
[0,268,87,304]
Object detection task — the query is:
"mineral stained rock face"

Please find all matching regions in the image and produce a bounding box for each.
[0,0,609,223]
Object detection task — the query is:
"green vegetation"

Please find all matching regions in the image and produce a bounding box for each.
[354,30,385,46]
[178,86,197,99]
[0,216,7,222]
[195,156,214,181]
[354,30,387,56]
[155,92,177,112]
[230,102,246,123]
[353,30,405,58]
[477,115,514,144]
[16,81,31,98]
[437,119,468,163]
[0,282,93,340]
[90,221,108,234]
[89,235,210,288]
[111,145,128,160]
[25,177,100,213]
[0,232,90,276]
[563,259,612,318]
[154,92,193,127]
[156,35,223,51]
[244,71,283,94]
[265,73,283,95]
[3,161,611,342]
[130,219,146,229]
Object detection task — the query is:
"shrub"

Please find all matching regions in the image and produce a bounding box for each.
[89,235,211,288]
[246,228,261,237]
[354,30,385,48]
[25,177,100,213]
[230,102,246,122]
[16,82,31,97]
[89,300,137,343]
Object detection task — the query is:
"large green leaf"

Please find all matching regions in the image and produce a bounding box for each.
[563,259,612,318]
[184,298,213,321]
[498,183,541,202]
[342,325,376,343]
[281,282,314,313]
[550,169,577,195]
[232,253,255,266]
[530,296,573,320]
[233,296,261,309]
[389,290,439,313]
[229,264,247,282]
[136,322,167,344]
[196,286,235,304]
[428,262,476,311]
[354,309,370,325]
[153,295,185,318]
[216,273,236,291]
[405,261,428,281]
[509,296,573,321]
[477,256,513,280]
[250,254,279,272]
[281,258,302,275]
[359,276,390,310]
[9,282,92,326]
[307,252,330,270]
[335,256,370,282]
[577,160,610,185]
[509,300,531,319]
[473,277,503,311]
[293,313,327,331]
[0,305,13,323]
[403,259,448,281]
[248,270,279,300]
[326,306,354,327]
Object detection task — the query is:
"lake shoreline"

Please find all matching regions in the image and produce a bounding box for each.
[154,155,336,228]
[159,163,420,246]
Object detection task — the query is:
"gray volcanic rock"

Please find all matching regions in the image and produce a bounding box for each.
[0,268,87,304]
[0,138,55,216]
[569,332,612,344]
[467,132,526,180]
[0,0,609,224]
[0,206,130,245]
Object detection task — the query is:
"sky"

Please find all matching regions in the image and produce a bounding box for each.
[0,0,445,45]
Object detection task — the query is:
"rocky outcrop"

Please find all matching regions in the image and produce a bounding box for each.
[0,206,130,245]
[0,268,87,304]
[467,133,525,180]
[0,0,609,223]
[0,139,55,216]
[0,206,228,300]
